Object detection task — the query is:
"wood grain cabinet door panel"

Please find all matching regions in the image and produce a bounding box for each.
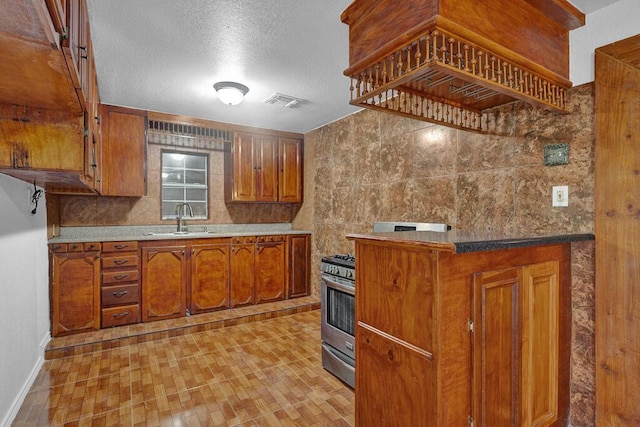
[255,241,286,303]
[51,251,100,336]
[287,234,310,298]
[190,243,230,314]
[472,261,560,426]
[278,137,303,203]
[141,245,187,322]
[230,243,255,307]
[255,135,278,202]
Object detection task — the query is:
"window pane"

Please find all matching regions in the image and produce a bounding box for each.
[185,170,206,185]
[186,188,207,200]
[190,202,207,218]
[161,151,208,220]
[185,155,207,169]
[162,187,184,201]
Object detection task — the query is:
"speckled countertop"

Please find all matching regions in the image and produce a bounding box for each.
[347,230,594,253]
[49,224,312,244]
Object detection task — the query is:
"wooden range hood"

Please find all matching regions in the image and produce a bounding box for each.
[341,0,585,132]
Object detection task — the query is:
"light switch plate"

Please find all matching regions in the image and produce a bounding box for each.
[544,143,569,166]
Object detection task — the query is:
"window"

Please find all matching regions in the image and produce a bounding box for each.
[161,151,208,220]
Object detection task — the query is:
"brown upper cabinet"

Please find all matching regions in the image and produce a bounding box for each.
[278,137,303,203]
[0,0,102,193]
[100,105,147,197]
[225,131,303,203]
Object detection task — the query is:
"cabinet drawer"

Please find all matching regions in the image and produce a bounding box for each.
[102,270,139,284]
[50,243,68,253]
[256,235,286,243]
[231,236,255,244]
[102,241,138,252]
[68,242,84,252]
[102,254,138,269]
[101,284,139,306]
[101,305,139,327]
[84,242,101,252]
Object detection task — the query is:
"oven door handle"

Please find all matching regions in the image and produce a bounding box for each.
[321,273,355,295]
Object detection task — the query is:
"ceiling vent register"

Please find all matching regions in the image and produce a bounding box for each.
[341,0,585,133]
[264,93,305,108]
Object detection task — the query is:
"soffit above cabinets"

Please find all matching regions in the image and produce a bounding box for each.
[341,0,585,133]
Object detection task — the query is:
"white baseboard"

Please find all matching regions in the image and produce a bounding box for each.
[0,333,50,427]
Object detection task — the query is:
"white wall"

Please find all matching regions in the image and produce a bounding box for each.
[571,0,640,85]
[0,174,50,427]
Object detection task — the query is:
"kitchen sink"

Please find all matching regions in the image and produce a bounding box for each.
[143,231,219,237]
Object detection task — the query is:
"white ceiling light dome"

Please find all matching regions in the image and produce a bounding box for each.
[214,81,249,106]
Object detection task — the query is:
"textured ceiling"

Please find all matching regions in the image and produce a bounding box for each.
[86,0,619,134]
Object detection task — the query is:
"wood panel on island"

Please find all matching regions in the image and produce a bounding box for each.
[349,235,572,426]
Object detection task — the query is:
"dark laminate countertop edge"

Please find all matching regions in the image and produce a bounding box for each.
[347,231,594,253]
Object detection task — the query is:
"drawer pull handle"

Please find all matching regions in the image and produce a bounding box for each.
[113,259,129,265]
[112,290,129,298]
[53,245,61,250]
[112,311,129,318]
[114,274,129,280]
[114,244,128,249]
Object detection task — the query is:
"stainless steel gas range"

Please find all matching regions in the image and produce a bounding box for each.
[320,222,450,388]
[320,253,356,388]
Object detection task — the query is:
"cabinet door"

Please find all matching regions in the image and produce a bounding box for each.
[255,241,286,303]
[51,251,100,336]
[230,243,255,307]
[231,132,257,201]
[141,245,187,322]
[472,267,521,426]
[255,135,278,202]
[278,137,303,203]
[101,105,146,196]
[191,242,230,314]
[288,234,310,298]
[472,261,561,426]
[356,323,436,426]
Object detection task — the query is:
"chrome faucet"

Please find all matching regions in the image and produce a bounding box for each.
[175,202,193,233]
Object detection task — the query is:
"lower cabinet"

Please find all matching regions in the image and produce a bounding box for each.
[230,235,288,306]
[101,241,140,327]
[255,236,286,303]
[472,260,561,426]
[351,238,571,426]
[141,243,187,322]
[287,234,310,298]
[50,243,101,336]
[190,241,230,314]
[230,238,255,308]
[50,233,311,332]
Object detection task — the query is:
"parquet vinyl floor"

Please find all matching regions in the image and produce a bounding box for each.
[12,310,354,426]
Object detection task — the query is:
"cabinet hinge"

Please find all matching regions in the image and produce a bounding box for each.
[468,416,474,427]
[468,319,474,333]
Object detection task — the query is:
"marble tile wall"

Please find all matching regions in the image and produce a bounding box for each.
[56,143,297,226]
[309,83,596,426]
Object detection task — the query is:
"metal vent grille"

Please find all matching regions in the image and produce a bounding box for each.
[147,120,232,151]
[264,93,305,108]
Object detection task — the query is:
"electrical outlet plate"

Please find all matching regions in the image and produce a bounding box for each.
[552,185,569,207]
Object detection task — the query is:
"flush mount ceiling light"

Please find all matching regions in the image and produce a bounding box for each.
[213,81,249,106]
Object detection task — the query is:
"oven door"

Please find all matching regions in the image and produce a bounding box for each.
[320,272,355,360]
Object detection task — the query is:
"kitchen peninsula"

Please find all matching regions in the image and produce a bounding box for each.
[347,230,593,426]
